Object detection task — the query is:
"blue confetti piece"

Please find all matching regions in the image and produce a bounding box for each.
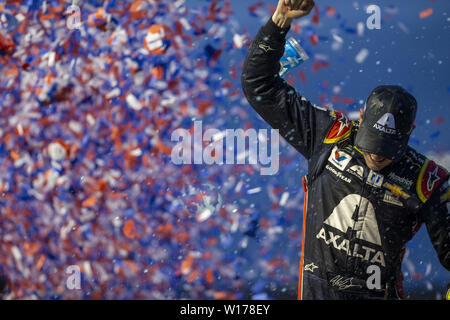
[429,131,440,139]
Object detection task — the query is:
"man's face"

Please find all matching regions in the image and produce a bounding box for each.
[362,152,393,171]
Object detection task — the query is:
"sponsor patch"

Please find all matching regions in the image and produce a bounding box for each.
[328,146,352,171]
[373,113,397,135]
[384,183,410,199]
[326,165,352,183]
[417,159,448,203]
[366,170,384,188]
[387,172,413,189]
[406,149,425,167]
[383,191,404,207]
[346,165,364,180]
[324,112,352,144]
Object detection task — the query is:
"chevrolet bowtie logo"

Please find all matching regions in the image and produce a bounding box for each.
[384,183,409,199]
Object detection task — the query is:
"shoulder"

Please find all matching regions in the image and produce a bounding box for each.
[403,147,449,203]
[322,110,356,144]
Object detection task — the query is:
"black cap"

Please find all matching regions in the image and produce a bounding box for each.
[355,85,417,161]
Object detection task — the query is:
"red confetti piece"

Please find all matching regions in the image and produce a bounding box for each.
[309,34,318,46]
[433,116,445,125]
[287,76,296,85]
[412,273,423,280]
[312,5,320,24]
[123,220,138,239]
[419,8,433,19]
[340,97,355,104]
[0,34,16,55]
[36,255,46,271]
[326,6,337,17]
[299,70,307,83]
[206,268,214,283]
[82,195,97,208]
[312,61,330,72]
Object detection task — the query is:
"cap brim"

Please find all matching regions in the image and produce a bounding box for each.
[355,125,409,161]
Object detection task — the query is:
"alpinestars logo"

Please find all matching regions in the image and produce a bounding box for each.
[427,166,441,192]
[373,113,397,135]
[258,44,275,53]
[316,194,386,267]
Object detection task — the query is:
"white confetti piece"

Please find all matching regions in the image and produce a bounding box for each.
[357,22,365,37]
[48,142,67,161]
[197,207,212,222]
[106,88,121,99]
[126,93,143,111]
[355,48,369,64]
[130,148,142,157]
[247,187,261,194]
[279,192,289,206]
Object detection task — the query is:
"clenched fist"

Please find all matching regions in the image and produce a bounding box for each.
[272,0,315,28]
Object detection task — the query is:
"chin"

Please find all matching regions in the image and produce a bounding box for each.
[367,163,383,171]
[363,154,391,171]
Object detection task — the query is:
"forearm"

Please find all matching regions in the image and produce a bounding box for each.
[241,17,290,105]
[421,184,450,270]
[241,16,332,159]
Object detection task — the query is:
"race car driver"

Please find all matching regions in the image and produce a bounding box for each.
[241,0,449,299]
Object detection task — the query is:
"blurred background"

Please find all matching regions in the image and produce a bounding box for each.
[0,0,448,299]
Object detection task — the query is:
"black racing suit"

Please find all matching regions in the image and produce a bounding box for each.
[241,18,450,300]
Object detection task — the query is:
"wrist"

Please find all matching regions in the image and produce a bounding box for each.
[272,11,292,28]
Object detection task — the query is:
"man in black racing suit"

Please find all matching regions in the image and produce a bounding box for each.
[241,0,449,299]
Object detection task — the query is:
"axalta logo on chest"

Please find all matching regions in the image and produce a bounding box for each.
[316,228,386,267]
[316,194,386,267]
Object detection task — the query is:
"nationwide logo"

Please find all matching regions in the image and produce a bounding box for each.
[316,194,385,267]
[373,113,397,135]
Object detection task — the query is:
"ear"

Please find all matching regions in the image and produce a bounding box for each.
[359,108,364,123]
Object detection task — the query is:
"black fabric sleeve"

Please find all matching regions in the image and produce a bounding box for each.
[241,18,335,160]
[419,178,450,270]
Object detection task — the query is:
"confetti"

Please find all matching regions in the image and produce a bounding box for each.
[0,0,446,301]
[419,8,433,19]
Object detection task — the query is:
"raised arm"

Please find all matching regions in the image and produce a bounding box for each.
[241,0,338,159]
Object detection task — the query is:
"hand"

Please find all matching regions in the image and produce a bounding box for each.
[272,0,315,28]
